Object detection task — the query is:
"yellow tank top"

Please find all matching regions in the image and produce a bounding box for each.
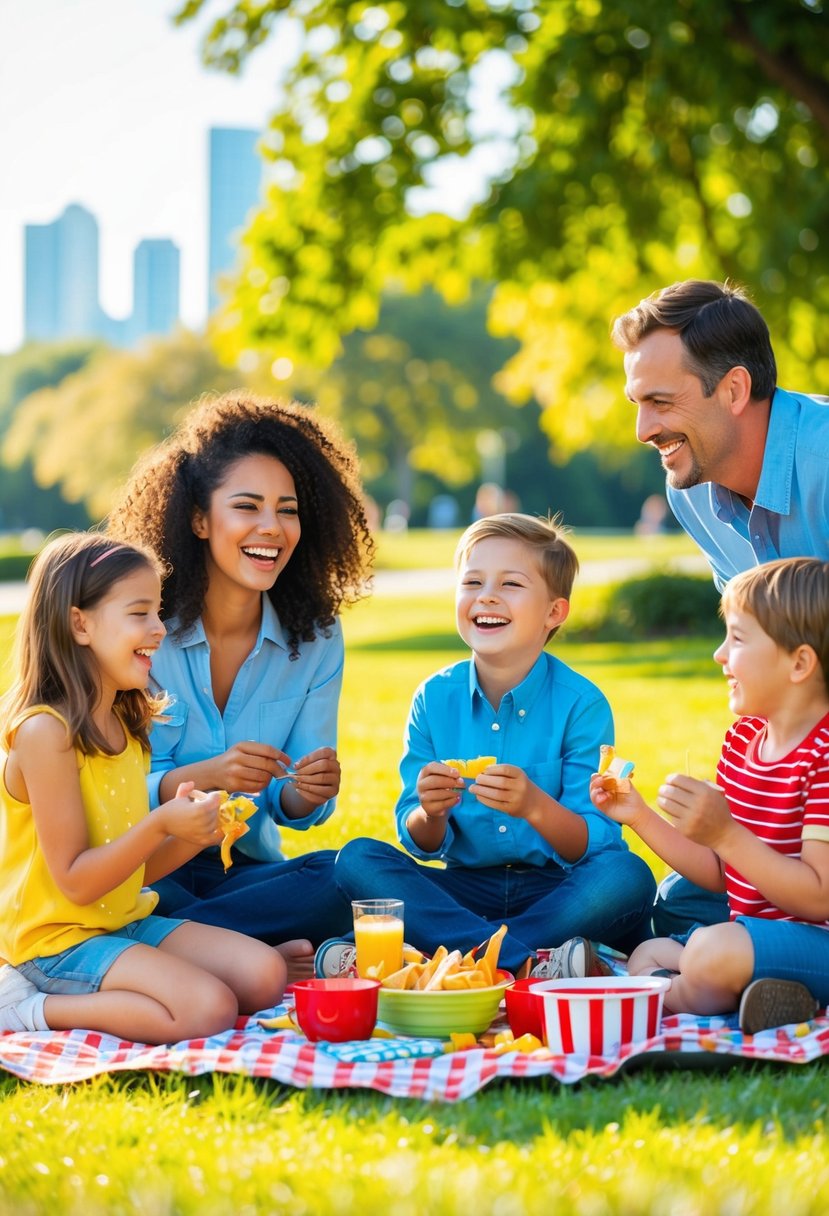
[0,706,158,965]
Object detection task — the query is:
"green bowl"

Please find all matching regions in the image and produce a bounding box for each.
[377,972,512,1038]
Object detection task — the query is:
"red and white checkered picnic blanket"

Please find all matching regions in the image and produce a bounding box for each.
[2,1004,828,1101]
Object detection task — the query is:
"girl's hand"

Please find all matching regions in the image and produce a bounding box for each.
[657,774,732,847]
[288,747,340,807]
[215,741,293,794]
[417,761,464,818]
[589,772,649,826]
[470,764,534,818]
[157,782,223,847]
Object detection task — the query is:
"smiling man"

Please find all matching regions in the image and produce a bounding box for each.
[612,279,829,592]
[611,279,829,936]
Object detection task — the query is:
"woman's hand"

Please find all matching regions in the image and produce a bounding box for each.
[286,747,340,809]
[417,761,464,818]
[213,741,293,795]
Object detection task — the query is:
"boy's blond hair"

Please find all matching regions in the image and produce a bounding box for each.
[454,513,578,641]
[722,558,829,688]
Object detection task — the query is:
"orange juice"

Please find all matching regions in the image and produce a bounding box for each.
[354,914,404,978]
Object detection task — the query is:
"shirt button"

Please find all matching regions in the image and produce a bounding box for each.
[491,723,500,731]
[498,825,507,833]
[518,709,526,717]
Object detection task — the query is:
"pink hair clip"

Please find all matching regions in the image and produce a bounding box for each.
[89,545,126,568]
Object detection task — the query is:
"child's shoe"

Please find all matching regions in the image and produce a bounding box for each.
[0,964,48,1032]
[530,938,613,980]
[738,978,819,1035]
[314,939,357,978]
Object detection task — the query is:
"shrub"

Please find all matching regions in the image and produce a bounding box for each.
[603,572,721,638]
[0,553,35,581]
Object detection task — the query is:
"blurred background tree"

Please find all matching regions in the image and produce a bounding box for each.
[2,298,660,527]
[177,0,829,453]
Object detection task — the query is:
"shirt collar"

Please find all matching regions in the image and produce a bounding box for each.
[751,387,797,515]
[169,594,289,653]
[467,650,549,712]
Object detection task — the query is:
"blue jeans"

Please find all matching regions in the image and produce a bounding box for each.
[334,838,656,974]
[737,916,829,1005]
[652,872,730,938]
[151,848,352,946]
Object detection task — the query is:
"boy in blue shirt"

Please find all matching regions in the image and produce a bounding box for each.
[330,514,655,978]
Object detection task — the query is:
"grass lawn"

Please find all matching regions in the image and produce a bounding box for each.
[1,537,827,1214]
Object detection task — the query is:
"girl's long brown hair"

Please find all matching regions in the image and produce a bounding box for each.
[1,532,167,755]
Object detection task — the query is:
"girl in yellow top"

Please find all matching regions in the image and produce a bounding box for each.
[0,533,285,1042]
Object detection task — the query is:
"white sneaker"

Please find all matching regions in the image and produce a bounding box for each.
[530,937,613,980]
[0,963,46,1032]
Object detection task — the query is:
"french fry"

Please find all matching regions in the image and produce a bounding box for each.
[479,924,507,986]
[215,791,258,871]
[597,744,635,793]
[422,949,463,991]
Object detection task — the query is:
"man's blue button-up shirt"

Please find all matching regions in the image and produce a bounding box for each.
[395,651,625,869]
[667,387,829,590]
[148,596,342,861]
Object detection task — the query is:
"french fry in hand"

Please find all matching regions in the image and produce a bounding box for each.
[597,745,635,793]
[377,924,507,991]
[216,791,258,871]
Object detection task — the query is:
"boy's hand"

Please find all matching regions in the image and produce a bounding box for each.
[470,764,534,818]
[417,761,464,818]
[589,772,649,826]
[158,783,223,847]
[657,774,732,847]
[289,747,341,806]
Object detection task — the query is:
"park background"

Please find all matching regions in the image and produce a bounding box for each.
[2,2,829,1213]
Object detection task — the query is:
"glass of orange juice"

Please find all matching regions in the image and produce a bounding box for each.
[351,899,404,979]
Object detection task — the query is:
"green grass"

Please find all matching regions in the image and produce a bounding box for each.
[0,564,824,1215]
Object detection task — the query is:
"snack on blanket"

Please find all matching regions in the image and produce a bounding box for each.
[216,791,258,871]
[441,756,497,779]
[597,744,635,793]
[378,924,507,991]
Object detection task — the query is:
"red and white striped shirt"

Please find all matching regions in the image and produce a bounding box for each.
[716,711,829,926]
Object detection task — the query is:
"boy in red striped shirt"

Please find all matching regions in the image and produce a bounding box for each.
[591,557,829,1034]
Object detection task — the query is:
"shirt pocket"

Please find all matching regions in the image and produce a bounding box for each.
[150,700,190,758]
[524,759,564,801]
[259,697,308,750]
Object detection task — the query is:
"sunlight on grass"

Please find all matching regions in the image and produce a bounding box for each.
[0,537,820,1214]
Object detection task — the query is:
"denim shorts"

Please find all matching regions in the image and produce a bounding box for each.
[18,914,187,995]
[735,916,829,1005]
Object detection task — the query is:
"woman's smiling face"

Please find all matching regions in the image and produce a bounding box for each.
[192,453,302,595]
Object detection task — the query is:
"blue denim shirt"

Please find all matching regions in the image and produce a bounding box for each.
[667,388,829,590]
[395,651,625,869]
[148,596,343,861]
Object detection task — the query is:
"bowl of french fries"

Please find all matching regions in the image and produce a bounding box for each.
[375,926,512,1037]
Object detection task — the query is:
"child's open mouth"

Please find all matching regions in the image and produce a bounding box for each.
[473,615,509,630]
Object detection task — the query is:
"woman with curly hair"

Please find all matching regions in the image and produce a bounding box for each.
[108,391,374,978]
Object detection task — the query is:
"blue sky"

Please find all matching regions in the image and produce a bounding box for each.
[2,0,514,354]
[1,0,294,351]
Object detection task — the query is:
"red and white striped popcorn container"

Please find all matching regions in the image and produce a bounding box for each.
[536,976,671,1057]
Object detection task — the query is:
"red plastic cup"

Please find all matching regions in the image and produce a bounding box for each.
[504,977,547,1039]
[291,977,380,1042]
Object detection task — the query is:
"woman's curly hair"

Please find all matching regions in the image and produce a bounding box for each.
[108,392,374,656]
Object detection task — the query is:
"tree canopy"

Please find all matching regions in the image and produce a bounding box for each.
[179,0,829,452]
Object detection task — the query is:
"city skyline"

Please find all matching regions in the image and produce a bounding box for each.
[22,128,262,348]
[1,0,295,354]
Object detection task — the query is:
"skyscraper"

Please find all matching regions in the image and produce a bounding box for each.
[24,204,100,342]
[132,238,180,341]
[23,204,181,347]
[207,127,262,315]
